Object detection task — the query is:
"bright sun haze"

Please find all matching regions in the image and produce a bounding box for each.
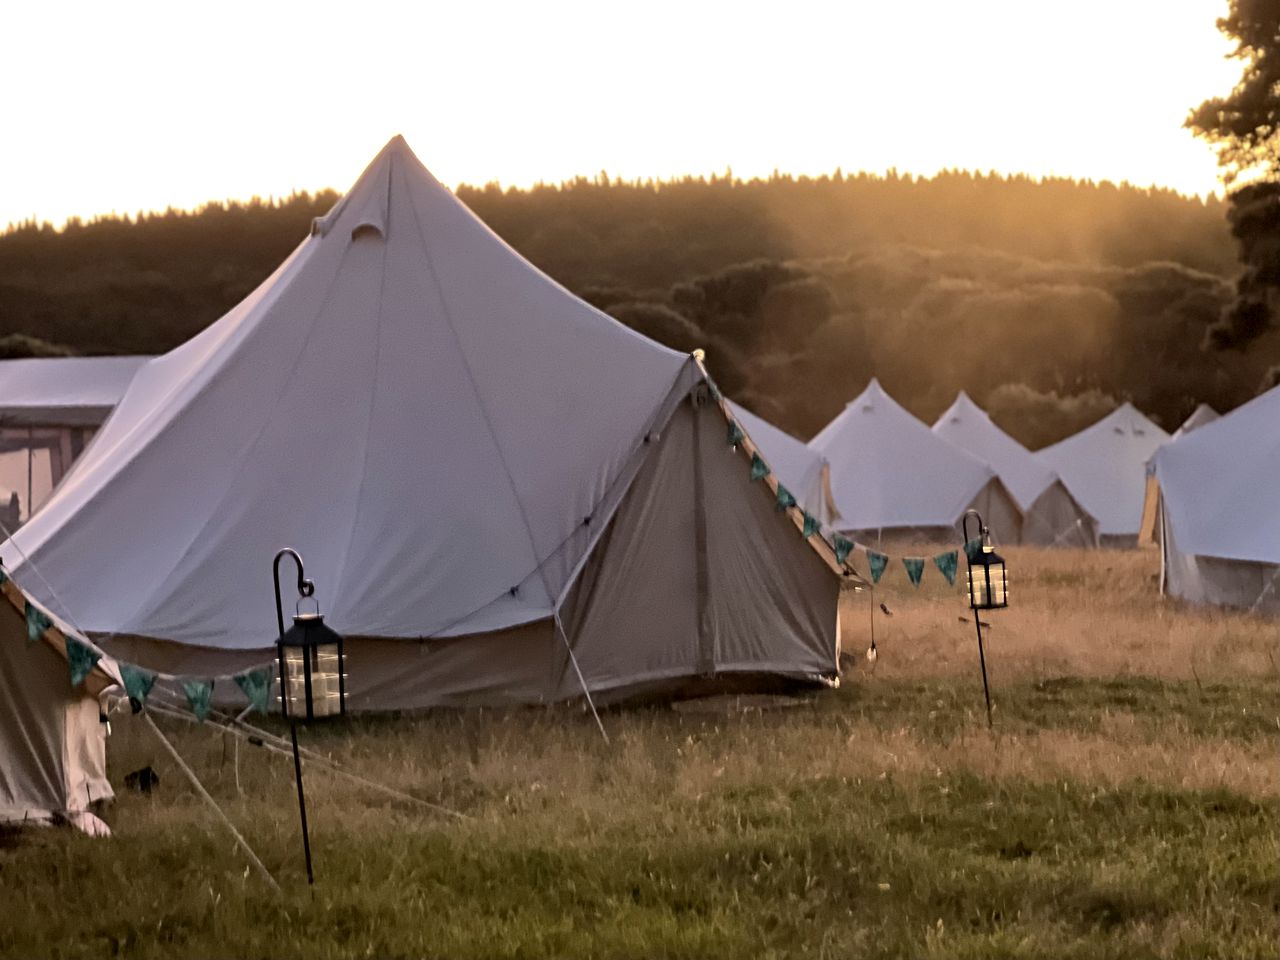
[0,0,1240,228]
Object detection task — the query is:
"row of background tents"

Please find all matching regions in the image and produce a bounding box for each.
[0,138,1267,730]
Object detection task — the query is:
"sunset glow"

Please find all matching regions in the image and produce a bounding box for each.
[1,0,1242,228]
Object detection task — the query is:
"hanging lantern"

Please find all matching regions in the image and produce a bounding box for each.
[966,543,1008,610]
[276,611,346,721]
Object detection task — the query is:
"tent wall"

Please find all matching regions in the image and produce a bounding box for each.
[1022,482,1100,547]
[560,395,838,699]
[842,478,1022,550]
[0,607,109,824]
[1160,504,1280,614]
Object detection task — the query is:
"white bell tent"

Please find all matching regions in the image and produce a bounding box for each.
[1172,403,1219,440]
[1150,387,1280,613]
[809,379,1020,546]
[1,137,851,710]
[726,400,838,528]
[0,356,148,526]
[1036,403,1170,547]
[0,571,118,834]
[931,392,1098,547]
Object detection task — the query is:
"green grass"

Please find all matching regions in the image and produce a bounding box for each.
[2,549,1279,958]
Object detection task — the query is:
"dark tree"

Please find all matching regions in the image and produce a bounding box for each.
[1188,0,1280,350]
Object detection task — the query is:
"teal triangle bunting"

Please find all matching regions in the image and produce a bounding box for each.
[834,535,854,565]
[775,484,796,511]
[750,453,770,481]
[727,420,745,447]
[25,601,51,644]
[65,635,102,688]
[183,679,214,722]
[964,538,984,563]
[121,664,157,705]
[802,512,820,539]
[234,667,275,714]
[867,550,889,583]
[903,557,925,587]
[933,550,959,586]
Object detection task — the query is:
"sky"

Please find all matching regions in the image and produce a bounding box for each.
[0,0,1243,228]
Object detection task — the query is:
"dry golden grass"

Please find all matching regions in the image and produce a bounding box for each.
[2,547,1278,958]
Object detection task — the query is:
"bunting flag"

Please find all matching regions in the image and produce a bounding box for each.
[727,420,745,447]
[234,667,275,714]
[64,634,102,688]
[933,550,959,585]
[25,601,51,644]
[749,453,770,481]
[867,550,889,583]
[964,538,984,563]
[902,557,925,587]
[0,567,7,585]
[802,512,820,539]
[182,679,214,722]
[121,664,157,705]
[834,535,854,565]
[775,484,796,511]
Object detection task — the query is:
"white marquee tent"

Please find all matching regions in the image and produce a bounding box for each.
[932,392,1098,547]
[810,380,1020,545]
[1172,403,1219,440]
[1150,387,1280,613]
[0,572,117,834]
[726,400,838,529]
[1,137,851,710]
[1037,403,1170,547]
[0,356,148,525]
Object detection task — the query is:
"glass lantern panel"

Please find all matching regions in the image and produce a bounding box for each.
[283,649,308,715]
[990,564,1008,606]
[309,642,342,718]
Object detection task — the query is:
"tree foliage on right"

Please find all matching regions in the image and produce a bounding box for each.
[1188,0,1280,353]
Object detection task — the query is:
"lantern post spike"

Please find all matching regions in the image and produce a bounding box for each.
[961,510,995,730]
[273,547,316,885]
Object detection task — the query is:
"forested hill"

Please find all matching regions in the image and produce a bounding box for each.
[1,171,1266,447]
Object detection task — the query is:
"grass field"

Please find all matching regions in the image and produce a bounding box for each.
[2,548,1278,958]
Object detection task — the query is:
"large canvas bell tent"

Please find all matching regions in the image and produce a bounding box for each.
[0,572,118,833]
[932,392,1098,547]
[1,137,850,710]
[810,380,1020,545]
[1036,404,1170,547]
[1150,388,1280,614]
[726,400,838,529]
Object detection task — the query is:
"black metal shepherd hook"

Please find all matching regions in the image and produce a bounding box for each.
[962,510,995,730]
[273,547,315,885]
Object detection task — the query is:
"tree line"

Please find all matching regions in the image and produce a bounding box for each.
[0,170,1266,448]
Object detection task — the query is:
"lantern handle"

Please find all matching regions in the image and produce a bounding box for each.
[962,509,986,550]
[273,548,315,641]
[296,594,321,618]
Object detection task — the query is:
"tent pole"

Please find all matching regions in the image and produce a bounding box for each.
[555,612,609,744]
[142,712,281,893]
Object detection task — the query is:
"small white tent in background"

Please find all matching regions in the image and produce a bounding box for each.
[810,379,1021,546]
[1,137,850,710]
[727,400,838,528]
[1150,388,1280,613]
[0,356,148,525]
[932,392,1098,547]
[1172,403,1219,440]
[0,572,118,835]
[1036,403,1170,548]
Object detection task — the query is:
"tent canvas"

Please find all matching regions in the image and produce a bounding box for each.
[726,400,838,528]
[1172,403,1219,440]
[0,357,148,524]
[932,392,1098,547]
[1150,386,1280,613]
[0,571,118,832]
[1036,403,1170,547]
[1,137,849,709]
[809,379,1021,546]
